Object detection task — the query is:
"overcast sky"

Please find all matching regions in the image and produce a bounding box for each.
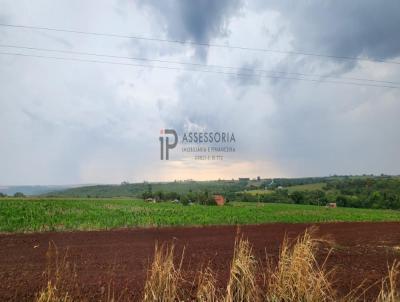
[0,0,399,185]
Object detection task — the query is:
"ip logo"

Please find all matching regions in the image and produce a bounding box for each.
[159,129,178,160]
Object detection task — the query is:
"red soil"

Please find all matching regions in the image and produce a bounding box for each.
[0,222,399,301]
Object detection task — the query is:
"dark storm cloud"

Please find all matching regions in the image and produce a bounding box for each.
[255,0,400,66]
[139,0,242,59]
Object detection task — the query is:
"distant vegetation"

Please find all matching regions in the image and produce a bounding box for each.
[0,199,399,232]
[0,185,73,196]
[238,176,400,210]
[42,175,400,210]
[45,180,248,198]
[286,182,326,192]
[13,192,25,198]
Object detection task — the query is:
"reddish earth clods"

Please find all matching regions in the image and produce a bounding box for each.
[0,222,400,301]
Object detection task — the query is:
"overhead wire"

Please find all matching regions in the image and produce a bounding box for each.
[1,51,399,89]
[0,23,399,65]
[0,44,398,86]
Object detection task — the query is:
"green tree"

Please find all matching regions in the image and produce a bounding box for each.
[290,191,305,204]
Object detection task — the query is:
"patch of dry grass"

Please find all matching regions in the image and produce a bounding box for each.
[196,265,218,302]
[265,229,334,302]
[35,282,72,302]
[225,237,259,302]
[142,242,184,302]
[376,261,400,302]
[35,242,76,302]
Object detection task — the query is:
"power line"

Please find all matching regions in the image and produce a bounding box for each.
[1,23,399,66]
[0,51,398,89]
[0,44,398,86]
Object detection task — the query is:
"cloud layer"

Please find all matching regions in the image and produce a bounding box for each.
[139,0,242,59]
[0,0,399,185]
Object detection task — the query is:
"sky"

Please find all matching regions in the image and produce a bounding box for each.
[0,0,399,185]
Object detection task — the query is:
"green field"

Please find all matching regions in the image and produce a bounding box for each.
[1,198,399,233]
[242,189,274,195]
[286,182,326,192]
[242,182,326,195]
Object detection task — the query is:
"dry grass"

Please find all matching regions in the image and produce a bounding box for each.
[33,230,400,302]
[376,261,400,302]
[225,237,259,302]
[35,282,73,302]
[265,229,334,302]
[196,265,218,302]
[142,242,184,302]
[35,242,76,302]
[100,265,131,302]
[35,242,130,302]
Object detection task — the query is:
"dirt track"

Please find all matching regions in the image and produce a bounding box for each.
[1,222,400,301]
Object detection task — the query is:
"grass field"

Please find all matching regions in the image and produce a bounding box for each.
[243,182,326,195]
[1,198,400,233]
[286,182,326,192]
[242,189,274,195]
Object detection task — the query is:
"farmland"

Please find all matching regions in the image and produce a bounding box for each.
[286,182,326,192]
[1,198,400,233]
[2,179,400,300]
[1,222,400,301]
[242,182,326,195]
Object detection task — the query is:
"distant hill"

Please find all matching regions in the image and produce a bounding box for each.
[45,180,248,198]
[36,175,400,199]
[42,176,342,198]
[0,185,81,196]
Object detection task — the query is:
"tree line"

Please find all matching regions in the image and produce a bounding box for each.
[239,177,400,210]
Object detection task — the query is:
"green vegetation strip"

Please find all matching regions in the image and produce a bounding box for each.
[0,198,399,233]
